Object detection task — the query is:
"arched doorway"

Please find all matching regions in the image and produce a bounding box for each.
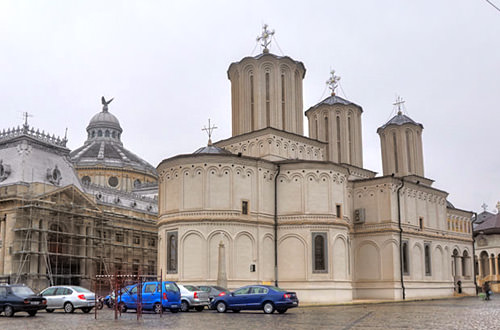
[480,251,490,278]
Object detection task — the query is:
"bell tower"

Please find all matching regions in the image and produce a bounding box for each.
[377,96,424,177]
[227,25,306,136]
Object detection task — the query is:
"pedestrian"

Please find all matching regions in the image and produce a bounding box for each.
[483,281,491,300]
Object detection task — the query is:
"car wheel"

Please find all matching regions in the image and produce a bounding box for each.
[216,301,227,313]
[28,310,37,316]
[195,306,204,312]
[96,301,103,310]
[263,302,275,314]
[153,303,163,314]
[64,302,74,313]
[46,309,54,313]
[118,302,127,313]
[277,308,288,314]
[81,307,92,313]
[4,305,14,317]
[170,308,179,313]
[180,301,189,312]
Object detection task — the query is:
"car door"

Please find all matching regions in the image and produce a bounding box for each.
[52,287,69,308]
[247,286,268,309]
[142,283,156,309]
[41,287,58,308]
[0,287,7,311]
[163,282,180,307]
[231,286,251,308]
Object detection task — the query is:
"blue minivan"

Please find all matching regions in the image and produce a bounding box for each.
[116,281,181,313]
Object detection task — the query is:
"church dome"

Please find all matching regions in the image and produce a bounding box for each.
[193,144,231,155]
[377,112,423,133]
[69,98,158,184]
[87,111,122,132]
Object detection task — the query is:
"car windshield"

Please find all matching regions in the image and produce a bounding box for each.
[71,286,92,293]
[183,285,199,291]
[11,286,35,296]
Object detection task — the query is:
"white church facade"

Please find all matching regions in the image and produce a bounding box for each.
[157,27,474,303]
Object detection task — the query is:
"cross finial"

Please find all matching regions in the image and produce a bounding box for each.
[326,70,341,96]
[496,201,500,213]
[481,203,488,212]
[256,24,275,54]
[202,119,218,146]
[22,112,33,128]
[393,95,405,115]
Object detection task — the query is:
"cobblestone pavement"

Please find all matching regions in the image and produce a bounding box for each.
[1,296,499,330]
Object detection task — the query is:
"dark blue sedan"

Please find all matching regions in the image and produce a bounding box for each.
[211,285,298,314]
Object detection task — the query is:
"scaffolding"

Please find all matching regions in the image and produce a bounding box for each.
[6,185,158,293]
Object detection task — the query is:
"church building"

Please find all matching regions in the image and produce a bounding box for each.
[157,26,474,303]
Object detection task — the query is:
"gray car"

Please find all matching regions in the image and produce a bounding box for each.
[177,284,209,312]
[40,286,96,313]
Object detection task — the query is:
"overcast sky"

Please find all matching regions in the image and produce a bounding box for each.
[1,0,499,213]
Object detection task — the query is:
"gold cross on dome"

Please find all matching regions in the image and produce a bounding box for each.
[256,24,275,53]
[202,119,218,146]
[326,70,341,96]
[393,95,405,115]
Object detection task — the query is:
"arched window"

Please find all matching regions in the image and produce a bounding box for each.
[281,73,286,130]
[480,251,489,277]
[425,243,431,276]
[265,71,271,127]
[134,179,141,188]
[348,116,353,163]
[393,131,399,172]
[313,233,327,272]
[402,240,409,275]
[462,251,469,276]
[406,130,413,172]
[105,130,110,137]
[112,131,116,138]
[81,176,91,185]
[91,131,96,138]
[250,74,255,130]
[324,117,329,142]
[167,231,178,273]
[336,116,341,163]
[98,130,103,137]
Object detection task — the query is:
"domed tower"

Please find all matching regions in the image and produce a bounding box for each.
[70,97,158,192]
[227,25,306,136]
[305,70,363,167]
[377,96,424,177]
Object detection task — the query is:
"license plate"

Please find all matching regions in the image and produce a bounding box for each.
[293,302,297,304]
[31,301,40,305]
[171,304,178,308]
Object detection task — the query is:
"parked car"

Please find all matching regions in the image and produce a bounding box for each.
[177,284,209,312]
[211,285,299,314]
[116,281,181,313]
[0,284,47,317]
[40,285,96,313]
[198,285,230,308]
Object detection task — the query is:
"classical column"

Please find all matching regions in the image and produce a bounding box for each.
[489,257,494,276]
[217,241,227,288]
[478,257,483,277]
[495,257,499,277]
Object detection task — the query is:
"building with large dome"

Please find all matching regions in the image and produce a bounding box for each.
[0,100,159,292]
[157,27,474,303]
[70,98,158,194]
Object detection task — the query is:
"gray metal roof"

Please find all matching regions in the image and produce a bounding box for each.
[305,95,362,114]
[193,144,231,155]
[377,113,423,132]
[0,125,82,189]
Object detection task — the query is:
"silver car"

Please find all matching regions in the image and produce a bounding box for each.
[177,284,209,312]
[40,286,96,313]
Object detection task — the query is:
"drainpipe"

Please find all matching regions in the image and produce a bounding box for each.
[397,179,406,300]
[471,212,478,295]
[274,164,281,287]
